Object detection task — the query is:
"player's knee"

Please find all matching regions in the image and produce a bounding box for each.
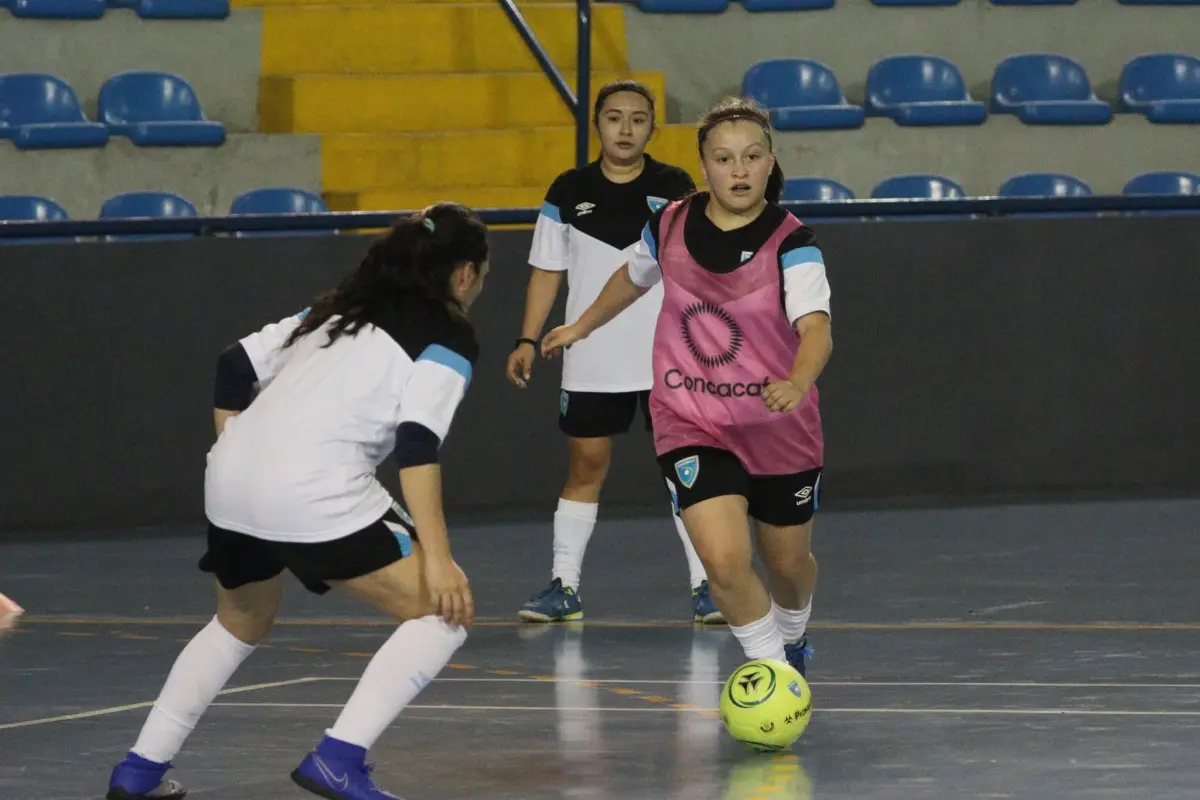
[701,546,754,590]
[766,548,813,581]
[567,444,611,487]
[217,607,275,645]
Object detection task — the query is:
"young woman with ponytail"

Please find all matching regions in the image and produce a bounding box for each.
[107,202,490,800]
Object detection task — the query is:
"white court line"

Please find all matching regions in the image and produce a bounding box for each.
[0,677,324,731]
[210,702,1200,717]
[321,677,1200,689]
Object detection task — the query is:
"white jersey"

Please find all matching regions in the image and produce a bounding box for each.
[529,156,695,393]
[205,300,477,543]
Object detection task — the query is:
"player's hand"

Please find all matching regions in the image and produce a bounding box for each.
[424,554,474,629]
[763,379,806,413]
[506,344,535,388]
[541,324,585,358]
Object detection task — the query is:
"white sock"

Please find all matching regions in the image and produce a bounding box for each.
[773,598,813,643]
[328,615,467,749]
[673,511,707,589]
[132,617,255,763]
[729,610,787,663]
[552,498,598,590]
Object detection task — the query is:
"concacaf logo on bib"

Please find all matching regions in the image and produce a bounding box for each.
[647,196,668,213]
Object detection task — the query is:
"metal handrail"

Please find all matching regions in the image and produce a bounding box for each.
[2,194,1199,239]
[496,0,591,169]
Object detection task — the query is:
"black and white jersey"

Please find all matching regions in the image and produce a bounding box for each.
[530,155,695,392]
[205,299,477,543]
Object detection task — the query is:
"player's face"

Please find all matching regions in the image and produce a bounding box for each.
[700,120,775,215]
[454,259,489,311]
[595,92,654,166]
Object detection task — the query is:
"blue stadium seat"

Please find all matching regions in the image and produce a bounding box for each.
[0,74,110,150]
[990,54,1113,125]
[742,59,865,131]
[5,0,105,18]
[98,72,226,147]
[872,174,965,200]
[230,188,329,237]
[134,0,229,19]
[0,195,68,222]
[782,178,855,202]
[105,0,138,8]
[742,0,833,10]
[998,173,1091,197]
[1119,54,1200,124]
[635,0,728,12]
[866,55,987,126]
[100,191,197,219]
[1123,171,1200,196]
[871,0,960,6]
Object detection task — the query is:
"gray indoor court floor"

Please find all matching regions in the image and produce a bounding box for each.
[2,499,1199,800]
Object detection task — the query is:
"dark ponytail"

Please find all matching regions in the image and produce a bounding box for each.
[766,161,785,204]
[284,201,488,349]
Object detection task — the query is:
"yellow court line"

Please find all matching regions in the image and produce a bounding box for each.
[16,616,1200,631]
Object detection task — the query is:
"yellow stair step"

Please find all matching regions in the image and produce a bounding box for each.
[260,70,666,134]
[261,4,628,74]
[323,124,701,192]
[327,185,550,213]
[239,0,567,6]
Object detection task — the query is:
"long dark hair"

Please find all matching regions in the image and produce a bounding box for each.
[696,96,785,204]
[284,201,488,349]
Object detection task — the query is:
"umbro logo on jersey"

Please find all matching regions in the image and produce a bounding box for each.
[575,202,595,216]
[647,196,668,212]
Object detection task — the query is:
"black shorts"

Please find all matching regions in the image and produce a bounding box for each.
[658,446,822,527]
[198,503,416,595]
[558,389,652,438]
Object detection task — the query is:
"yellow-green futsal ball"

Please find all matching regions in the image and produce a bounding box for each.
[720,658,812,751]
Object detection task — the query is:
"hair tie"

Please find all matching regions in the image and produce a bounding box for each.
[423,217,436,233]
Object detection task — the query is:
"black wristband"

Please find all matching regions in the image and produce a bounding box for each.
[515,337,538,349]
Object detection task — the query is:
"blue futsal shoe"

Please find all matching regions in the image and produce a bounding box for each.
[517,577,583,622]
[692,580,725,624]
[292,738,404,800]
[107,753,187,799]
[784,636,813,678]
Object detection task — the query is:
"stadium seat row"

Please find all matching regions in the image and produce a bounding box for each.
[1,0,227,20]
[0,189,328,223]
[744,53,1200,129]
[0,72,223,149]
[638,0,1198,12]
[782,171,1200,201]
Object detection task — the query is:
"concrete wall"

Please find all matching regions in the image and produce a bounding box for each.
[624,0,1200,122]
[0,10,264,132]
[0,134,322,216]
[773,117,1198,198]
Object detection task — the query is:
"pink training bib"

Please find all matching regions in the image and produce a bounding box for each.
[648,198,824,476]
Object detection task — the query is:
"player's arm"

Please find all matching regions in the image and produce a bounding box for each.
[508,189,570,386]
[764,230,833,412]
[211,310,309,436]
[541,215,663,355]
[393,331,479,628]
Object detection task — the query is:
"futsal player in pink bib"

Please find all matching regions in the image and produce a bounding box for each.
[542,97,833,677]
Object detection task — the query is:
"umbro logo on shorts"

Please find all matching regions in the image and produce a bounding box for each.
[795,486,813,506]
[675,456,699,489]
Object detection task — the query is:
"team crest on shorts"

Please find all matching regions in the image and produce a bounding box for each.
[674,455,699,489]
[647,196,667,212]
[560,390,569,417]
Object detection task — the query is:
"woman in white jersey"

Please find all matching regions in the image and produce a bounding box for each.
[106,203,489,800]
[507,79,723,624]
[542,98,833,679]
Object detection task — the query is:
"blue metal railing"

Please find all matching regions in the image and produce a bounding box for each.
[1,194,1199,240]
[497,0,591,169]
